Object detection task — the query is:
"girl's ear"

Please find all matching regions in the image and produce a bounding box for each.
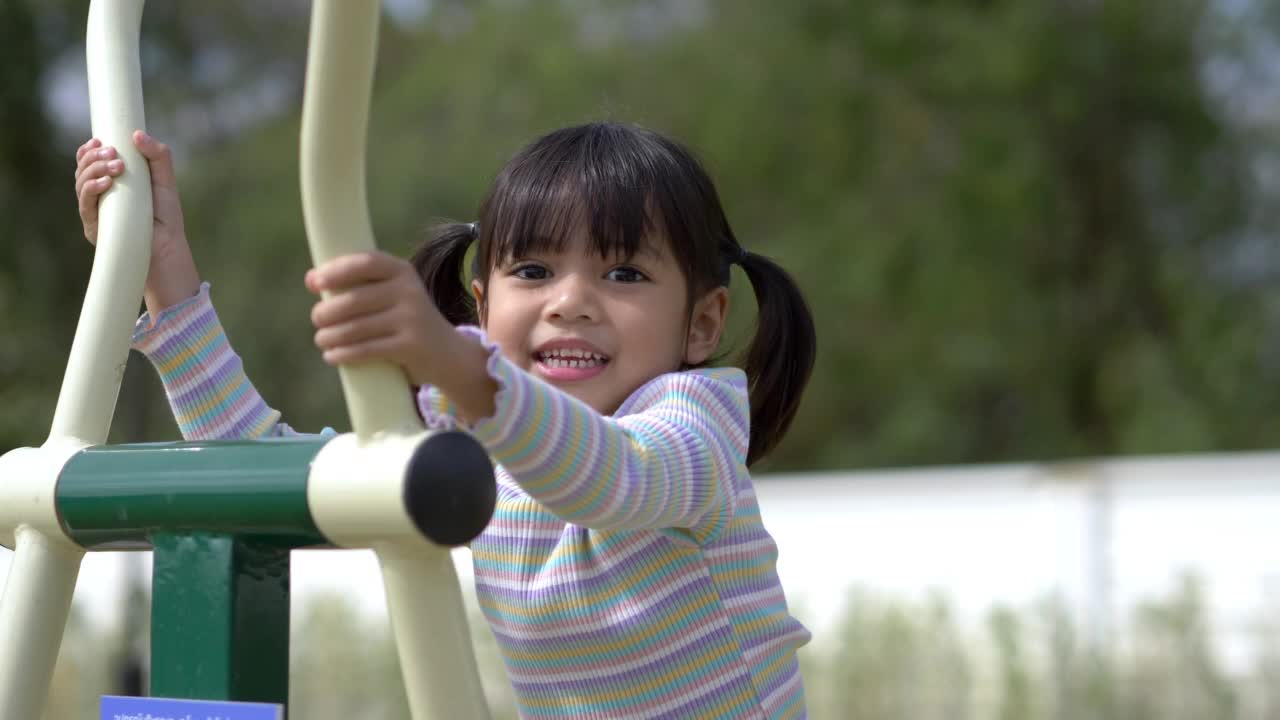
[685,286,730,366]
[471,279,487,324]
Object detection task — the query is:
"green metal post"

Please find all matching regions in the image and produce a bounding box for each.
[149,533,292,706]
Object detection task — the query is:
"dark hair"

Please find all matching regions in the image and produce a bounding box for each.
[410,122,816,465]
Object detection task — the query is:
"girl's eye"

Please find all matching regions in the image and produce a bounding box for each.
[511,263,549,280]
[606,266,648,283]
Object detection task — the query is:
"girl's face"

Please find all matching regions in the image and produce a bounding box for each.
[474,226,728,415]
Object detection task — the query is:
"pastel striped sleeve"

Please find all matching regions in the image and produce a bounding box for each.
[131,283,291,440]
[428,326,750,539]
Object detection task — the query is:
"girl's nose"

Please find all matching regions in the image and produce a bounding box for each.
[545,275,599,323]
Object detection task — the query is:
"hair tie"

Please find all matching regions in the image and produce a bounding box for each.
[733,246,750,265]
[467,221,480,238]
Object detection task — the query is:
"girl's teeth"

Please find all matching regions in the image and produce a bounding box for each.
[543,357,603,369]
[539,349,607,364]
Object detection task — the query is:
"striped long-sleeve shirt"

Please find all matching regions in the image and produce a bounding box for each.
[133,284,811,719]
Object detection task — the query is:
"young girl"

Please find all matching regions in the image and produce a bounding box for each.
[75,122,817,718]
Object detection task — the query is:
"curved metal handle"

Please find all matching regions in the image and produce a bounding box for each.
[50,0,152,447]
[299,0,420,441]
[299,3,492,718]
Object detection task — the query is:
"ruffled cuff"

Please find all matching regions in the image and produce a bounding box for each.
[415,385,460,431]
[415,326,529,451]
[131,282,212,355]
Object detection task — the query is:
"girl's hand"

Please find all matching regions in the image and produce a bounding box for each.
[74,131,201,314]
[306,251,455,385]
[76,131,184,257]
[307,251,497,421]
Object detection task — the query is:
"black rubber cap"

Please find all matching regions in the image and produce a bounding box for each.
[403,431,496,546]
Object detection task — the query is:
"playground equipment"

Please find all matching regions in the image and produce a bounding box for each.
[0,1,497,718]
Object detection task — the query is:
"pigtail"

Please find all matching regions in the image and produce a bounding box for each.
[410,222,479,326]
[736,250,817,466]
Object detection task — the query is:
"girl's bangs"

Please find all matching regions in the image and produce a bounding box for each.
[487,131,663,267]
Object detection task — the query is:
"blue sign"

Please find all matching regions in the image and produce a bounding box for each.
[101,695,283,720]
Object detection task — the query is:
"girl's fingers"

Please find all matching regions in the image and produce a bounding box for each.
[309,282,400,328]
[74,158,124,196]
[78,174,113,220]
[75,138,101,164]
[309,252,400,291]
[132,131,178,187]
[76,145,116,179]
[320,335,407,368]
[79,173,110,201]
[313,307,401,351]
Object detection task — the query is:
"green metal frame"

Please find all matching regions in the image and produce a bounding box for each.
[58,438,332,705]
[58,438,328,548]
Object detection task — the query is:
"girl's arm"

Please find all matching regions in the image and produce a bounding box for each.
[132,284,313,440]
[422,328,749,541]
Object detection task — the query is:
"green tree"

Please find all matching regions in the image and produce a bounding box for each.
[5,1,1276,471]
[132,0,1279,470]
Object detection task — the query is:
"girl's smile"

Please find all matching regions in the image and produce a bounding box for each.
[532,338,611,382]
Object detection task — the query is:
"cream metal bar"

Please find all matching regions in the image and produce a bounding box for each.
[0,0,152,716]
[0,443,85,718]
[298,0,420,441]
[299,2,492,718]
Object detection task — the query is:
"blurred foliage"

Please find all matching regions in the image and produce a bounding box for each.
[799,575,1267,720]
[43,574,1280,719]
[2,0,1279,471]
[289,592,413,719]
